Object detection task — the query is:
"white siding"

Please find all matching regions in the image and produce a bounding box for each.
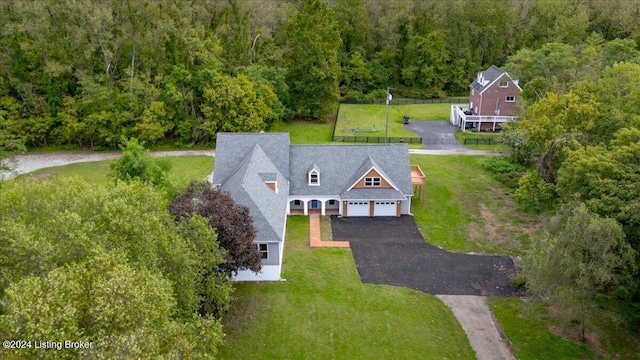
[401,197,412,215]
[233,265,281,281]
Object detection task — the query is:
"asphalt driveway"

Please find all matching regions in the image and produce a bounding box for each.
[404,120,467,150]
[332,216,523,297]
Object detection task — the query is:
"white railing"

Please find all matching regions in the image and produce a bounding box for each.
[463,115,517,122]
[450,105,518,131]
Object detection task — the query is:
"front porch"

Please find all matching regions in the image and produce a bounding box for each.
[289,208,340,216]
[288,198,341,216]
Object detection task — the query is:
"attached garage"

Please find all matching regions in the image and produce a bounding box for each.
[347,201,369,217]
[374,201,397,216]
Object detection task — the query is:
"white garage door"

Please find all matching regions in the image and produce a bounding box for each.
[347,201,369,217]
[374,201,396,216]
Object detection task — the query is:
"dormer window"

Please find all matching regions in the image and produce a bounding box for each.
[364,177,381,187]
[265,181,278,193]
[308,170,319,186]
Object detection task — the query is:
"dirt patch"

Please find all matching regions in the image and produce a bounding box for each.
[548,323,604,353]
[466,184,545,254]
[467,203,520,251]
[30,172,57,180]
[480,203,509,245]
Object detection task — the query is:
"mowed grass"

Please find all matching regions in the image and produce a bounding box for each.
[490,298,595,359]
[454,131,505,151]
[335,103,456,137]
[23,156,214,187]
[410,155,539,255]
[269,120,334,144]
[219,216,475,359]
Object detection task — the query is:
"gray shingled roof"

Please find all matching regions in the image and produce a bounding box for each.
[289,144,413,198]
[213,134,414,244]
[219,144,288,243]
[470,65,505,93]
[212,133,290,186]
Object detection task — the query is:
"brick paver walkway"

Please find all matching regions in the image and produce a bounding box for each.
[309,214,349,248]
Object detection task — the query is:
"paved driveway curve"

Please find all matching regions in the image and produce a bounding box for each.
[332,216,523,297]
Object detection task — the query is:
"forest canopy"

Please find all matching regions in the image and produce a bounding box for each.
[2,0,640,148]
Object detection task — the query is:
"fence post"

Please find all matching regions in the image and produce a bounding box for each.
[332,103,340,140]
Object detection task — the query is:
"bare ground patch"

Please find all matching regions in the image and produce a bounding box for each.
[466,186,543,253]
[30,172,57,180]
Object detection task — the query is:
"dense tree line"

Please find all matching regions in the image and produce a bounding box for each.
[0,178,230,358]
[0,141,263,357]
[497,35,640,338]
[2,0,640,148]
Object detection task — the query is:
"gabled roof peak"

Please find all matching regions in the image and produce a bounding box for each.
[308,163,320,174]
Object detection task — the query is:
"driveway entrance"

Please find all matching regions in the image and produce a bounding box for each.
[331,216,523,297]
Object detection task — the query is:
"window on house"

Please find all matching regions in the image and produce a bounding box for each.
[364,177,381,187]
[506,96,515,102]
[294,200,301,206]
[257,244,268,259]
[309,171,319,185]
[499,80,508,87]
[328,200,336,205]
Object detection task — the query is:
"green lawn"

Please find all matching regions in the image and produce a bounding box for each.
[454,131,505,151]
[410,155,539,255]
[490,298,595,360]
[268,120,334,144]
[219,216,475,359]
[24,156,214,188]
[335,103,456,138]
[17,151,638,358]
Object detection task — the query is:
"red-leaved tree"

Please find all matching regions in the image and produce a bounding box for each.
[169,181,261,276]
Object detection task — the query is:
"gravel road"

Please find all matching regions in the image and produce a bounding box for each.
[2,148,498,179]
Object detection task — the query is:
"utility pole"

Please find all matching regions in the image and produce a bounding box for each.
[385,87,392,143]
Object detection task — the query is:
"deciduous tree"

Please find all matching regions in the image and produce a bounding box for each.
[109,138,172,189]
[0,177,232,321]
[200,74,271,140]
[283,0,341,119]
[169,181,261,276]
[523,203,637,342]
[0,252,224,359]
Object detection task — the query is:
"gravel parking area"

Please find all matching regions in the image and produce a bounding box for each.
[403,121,466,150]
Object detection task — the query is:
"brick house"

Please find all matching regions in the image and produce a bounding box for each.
[469,65,522,117]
